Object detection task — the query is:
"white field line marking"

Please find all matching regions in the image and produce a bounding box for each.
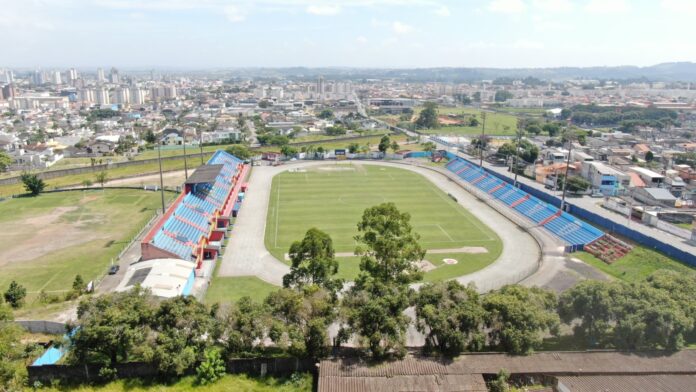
[274,183,281,248]
[436,223,455,242]
[428,180,496,241]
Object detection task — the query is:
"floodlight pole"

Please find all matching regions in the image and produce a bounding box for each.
[560,127,573,212]
[157,142,166,214]
[513,128,522,187]
[479,111,487,167]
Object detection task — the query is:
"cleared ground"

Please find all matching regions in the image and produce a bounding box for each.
[264,163,502,281]
[0,189,165,308]
[574,246,695,282]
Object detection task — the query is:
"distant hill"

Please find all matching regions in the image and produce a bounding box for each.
[227,62,696,83]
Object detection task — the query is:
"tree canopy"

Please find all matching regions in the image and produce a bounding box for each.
[21,173,45,196]
[415,102,439,129]
[283,228,343,294]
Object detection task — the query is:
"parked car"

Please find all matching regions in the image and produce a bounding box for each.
[108,265,120,275]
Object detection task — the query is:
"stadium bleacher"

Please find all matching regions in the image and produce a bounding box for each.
[146,150,245,261]
[446,157,604,248]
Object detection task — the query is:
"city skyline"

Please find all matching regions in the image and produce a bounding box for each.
[2,0,696,68]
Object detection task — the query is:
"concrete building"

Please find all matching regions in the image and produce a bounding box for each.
[96,67,105,82]
[115,258,196,298]
[130,88,146,105]
[109,67,120,84]
[633,187,677,207]
[581,161,630,196]
[113,87,130,105]
[629,166,665,187]
[95,87,110,105]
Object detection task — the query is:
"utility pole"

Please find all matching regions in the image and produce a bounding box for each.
[479,111,487,167]
[179,116,188,180]
[157,142,166,214]
[513,127,523,187]
[560,127,574,212]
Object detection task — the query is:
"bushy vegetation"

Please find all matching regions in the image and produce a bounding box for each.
[563,104,678,131]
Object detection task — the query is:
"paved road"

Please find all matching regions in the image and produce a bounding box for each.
[218,160,544,292]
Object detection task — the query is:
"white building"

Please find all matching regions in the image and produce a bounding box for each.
[131,88,146,105]
[96,67,105,82]
[114,87,131,105]
[95,87,110,105]
[115,258,196,298]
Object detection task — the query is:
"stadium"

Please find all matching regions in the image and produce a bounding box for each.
[122,145,626,300]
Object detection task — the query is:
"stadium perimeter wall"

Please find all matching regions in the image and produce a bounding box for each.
[447,153,696,267]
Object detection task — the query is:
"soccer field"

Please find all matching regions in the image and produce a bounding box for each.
[264,163,502,281]
[0,189,169,311]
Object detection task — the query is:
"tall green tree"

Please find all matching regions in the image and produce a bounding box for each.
[145,296,214,376]
[3,281,26,309]
[0,305,27,388]
[69,287,155,366]
[378,135,390,154]
[95,171,109,189]
[343,203,425,358]
[225,145,252,160]
[0,151,11,172]
[415,102,439,129]
[20,173,45,196]
[558,280,616,347]
[483,285,559,355]
[414,281,486,356]
[217,296,268,358]
[283,228,343,294]
[265,286,337,358]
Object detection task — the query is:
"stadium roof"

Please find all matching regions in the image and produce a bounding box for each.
[116,258,196,298]
[185,164,224,185]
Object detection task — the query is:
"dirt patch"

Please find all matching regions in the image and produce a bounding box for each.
[438,116,463,125]
[415,260,437,272]
[0,206,106,266]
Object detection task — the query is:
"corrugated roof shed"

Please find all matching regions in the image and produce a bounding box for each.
[318,351,696,392]
[556,374,696,392]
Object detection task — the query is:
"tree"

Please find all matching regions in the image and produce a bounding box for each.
[196,349,226,386]
[143,129,157,144]
[217,296,268,357]
[266,286,337,358]
[69,287,154,366]
[354,203,425,285]
[283,228,343,294]
[225,145,251,160]
[280,145,297,157]
[489,369,511,392]
[0,304,27,388]
[390,141,400,154]
[494,90,514,102]
[20,173,45,196]
[483,285,559,355]
[378,135,390,154]
[565,176,590,193]
[258,100,271,109]
[342,203,426,358]
[525,124,542,135]
[558,280,615,347]
[146,296,214,376]
[0,151,11,172]
[415,102,439,129]
[414,281,486,356]
[72,274,85,294]
[3,281,27,309]
[542,122,561,137]
[497,143,517,158]
[421,141,437,153]
[347,143,360,153]
[95,171,109,189]
[318,109,334,119]
[645,151,654,162]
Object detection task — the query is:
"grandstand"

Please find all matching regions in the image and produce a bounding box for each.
[446,157,604,249]
[141,150,249,272]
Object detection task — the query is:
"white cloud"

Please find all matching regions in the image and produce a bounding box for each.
[513,39,544,49]
[306,4,341,16]
[487,0,526,14]
[532,0,574,13]
[584,0,629,14]
[356,35,368,44]
[433,5,451,16]
[223,5,246,22]
[661,0,696,14]
[392,21,413,34]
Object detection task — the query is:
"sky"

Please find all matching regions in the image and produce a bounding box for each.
[2,0,696,69]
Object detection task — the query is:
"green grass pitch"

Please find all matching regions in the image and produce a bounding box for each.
[0,189,169,313]
[264,163,502,281]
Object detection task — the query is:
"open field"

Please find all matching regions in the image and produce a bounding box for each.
[291,129,389,143]
[0,189,170,311]
[254,133,407,153]
[264,164,502,281]
[416,107,519,136]
[205,276,280,305]
[0,154,212,197]
[574,246,695,282]
[30,374,313,392]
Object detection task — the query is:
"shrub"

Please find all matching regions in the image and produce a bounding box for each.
[196,349,226,385]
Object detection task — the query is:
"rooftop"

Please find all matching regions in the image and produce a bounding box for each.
[185,164,224,185]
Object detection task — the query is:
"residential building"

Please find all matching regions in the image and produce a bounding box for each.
[581,161,630,196]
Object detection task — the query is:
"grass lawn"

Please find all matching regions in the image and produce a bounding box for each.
[31,374,313,392]
[254,134,406,153]
[0,154,213,197]
[0,189,171,313]
[205,276,280,305]
[674,222,693,230]
[574,246,695,282]
[292,129,389,143]
[414,106,519,136]
[264,163,502,281]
